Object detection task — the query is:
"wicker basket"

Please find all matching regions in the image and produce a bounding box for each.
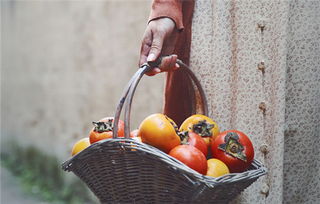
[62,59,267,204]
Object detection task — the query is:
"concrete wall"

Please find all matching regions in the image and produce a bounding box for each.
[1,0,164,160]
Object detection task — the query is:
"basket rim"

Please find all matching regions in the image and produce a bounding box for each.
[62,138,267,186]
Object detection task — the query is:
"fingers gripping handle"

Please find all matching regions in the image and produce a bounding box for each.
[112,57,208,139]
[147,56,163,68]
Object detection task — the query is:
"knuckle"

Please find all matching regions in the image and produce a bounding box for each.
[151,44,161,50]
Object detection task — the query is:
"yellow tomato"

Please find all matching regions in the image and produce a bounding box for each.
[139,113,180,153]
[206,159,230,178]
[180,114,220,146]
[71,138,90,156]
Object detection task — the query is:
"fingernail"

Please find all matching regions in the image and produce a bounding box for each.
[175,63,180,68]
[147,53,155,62]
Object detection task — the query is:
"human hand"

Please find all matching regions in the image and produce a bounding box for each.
[139,17,180,76]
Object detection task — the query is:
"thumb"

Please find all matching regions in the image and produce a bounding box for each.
[147,32,165,62]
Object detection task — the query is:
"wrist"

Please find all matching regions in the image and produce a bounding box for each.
[148,17,180,32]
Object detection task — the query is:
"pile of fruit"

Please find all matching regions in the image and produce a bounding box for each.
[71,114,254,178]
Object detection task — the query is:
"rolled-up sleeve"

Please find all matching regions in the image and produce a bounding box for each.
[148,0,184,31]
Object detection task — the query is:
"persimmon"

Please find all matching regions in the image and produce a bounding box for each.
[89,117,124,144]
[139,113,180,153]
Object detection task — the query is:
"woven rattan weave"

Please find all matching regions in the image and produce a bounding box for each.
[62,59,267,204]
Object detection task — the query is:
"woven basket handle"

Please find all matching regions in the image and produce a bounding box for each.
[112,57,208,139]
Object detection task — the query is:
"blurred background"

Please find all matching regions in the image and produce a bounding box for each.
[1,1,164,203]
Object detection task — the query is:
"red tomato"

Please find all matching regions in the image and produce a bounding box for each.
[89,117,124,144]
[180,131,208,156]
[169,145,207,174]
[211,130,254,173]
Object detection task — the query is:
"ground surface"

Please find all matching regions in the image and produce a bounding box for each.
[0,166,48,204]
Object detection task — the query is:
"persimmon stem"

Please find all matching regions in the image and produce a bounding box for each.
[192,120,214,137]
[218,132,247,162]
[92,119,113,133]
[178,131,189,145]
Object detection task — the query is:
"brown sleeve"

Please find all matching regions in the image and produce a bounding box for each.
[148,0,184,31]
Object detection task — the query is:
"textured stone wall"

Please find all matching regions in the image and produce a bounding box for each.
[1,0,164,160]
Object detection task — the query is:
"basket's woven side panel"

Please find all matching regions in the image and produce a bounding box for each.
[193,179,258,204]
[69,141,202,203]
[63,139,266,204]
